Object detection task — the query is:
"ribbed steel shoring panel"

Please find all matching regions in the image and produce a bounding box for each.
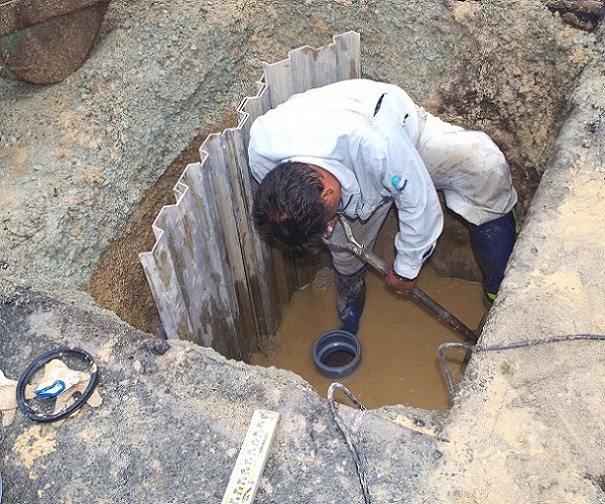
[260,31,362,289]
[177,163,241,355]
[236,81,270,146]
[222,127,279,342]
[199,134,257,358]
[141,32,361,351]
[185,159,243,358]
[140,204,195,341]
[336,31,361,81]
[199,130,261,355]
[262,31,361,107]
[139,253,179,340]
[238,85,294,309]
[237,84,289,314]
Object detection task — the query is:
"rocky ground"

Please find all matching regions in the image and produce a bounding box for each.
[0,281,443,503]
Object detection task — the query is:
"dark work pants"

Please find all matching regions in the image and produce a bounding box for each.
[336,266,367,335]
[468,210,517,299]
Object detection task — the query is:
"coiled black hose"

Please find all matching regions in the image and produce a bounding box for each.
[16,347,98,423]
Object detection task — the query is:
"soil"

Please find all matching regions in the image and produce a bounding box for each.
[1,1,604,502]
[88,121,235,336]
[0,0,596,309]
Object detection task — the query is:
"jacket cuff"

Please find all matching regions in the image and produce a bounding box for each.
[393,242,437,279]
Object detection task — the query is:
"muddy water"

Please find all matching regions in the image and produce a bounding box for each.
[251,267,485,410]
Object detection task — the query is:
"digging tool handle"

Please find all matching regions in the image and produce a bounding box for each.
[326,239,478,344]
[409,288,477,343]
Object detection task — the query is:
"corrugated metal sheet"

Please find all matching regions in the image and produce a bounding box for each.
[139,31,361,360]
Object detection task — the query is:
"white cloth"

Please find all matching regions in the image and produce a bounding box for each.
[248,79,517,278]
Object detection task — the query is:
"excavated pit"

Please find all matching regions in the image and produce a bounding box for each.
[89,75,563,409]
[84,5,599,410]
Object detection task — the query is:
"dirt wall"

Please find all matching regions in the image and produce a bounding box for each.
[0,0,595,308]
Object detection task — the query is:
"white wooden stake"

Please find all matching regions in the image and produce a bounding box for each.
[221,409,280,504]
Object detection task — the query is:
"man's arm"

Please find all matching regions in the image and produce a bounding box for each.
[379,132,444,291]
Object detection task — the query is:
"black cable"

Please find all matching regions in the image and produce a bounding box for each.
[327,382,372,504]
[438,334,605,400]
[16,347,99,423]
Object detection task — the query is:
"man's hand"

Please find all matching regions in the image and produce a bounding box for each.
[385,269,417,295]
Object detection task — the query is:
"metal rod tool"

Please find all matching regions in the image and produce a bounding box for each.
[325,217,478,344]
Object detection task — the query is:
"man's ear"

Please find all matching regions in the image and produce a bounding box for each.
[321,186,335,201]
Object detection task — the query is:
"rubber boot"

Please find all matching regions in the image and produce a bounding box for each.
[469,211,517,303]
[335,267,367,335]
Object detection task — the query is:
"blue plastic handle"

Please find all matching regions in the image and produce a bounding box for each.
[35,380,66,398]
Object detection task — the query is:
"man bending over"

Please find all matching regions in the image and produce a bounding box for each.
[248,79,517,335]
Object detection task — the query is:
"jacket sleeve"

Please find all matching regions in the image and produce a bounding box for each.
[378,131,444,279]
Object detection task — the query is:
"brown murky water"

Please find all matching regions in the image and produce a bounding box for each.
[251,267,485,410]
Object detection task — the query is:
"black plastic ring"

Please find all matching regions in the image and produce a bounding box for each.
[16,347,98,423]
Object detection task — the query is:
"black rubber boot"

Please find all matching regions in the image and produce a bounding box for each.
[335,267,367,335]
[469,211,517,302]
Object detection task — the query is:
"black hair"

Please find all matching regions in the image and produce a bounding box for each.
[253,162,331,254]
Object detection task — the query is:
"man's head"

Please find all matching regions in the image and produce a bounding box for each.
[253,161,341,254]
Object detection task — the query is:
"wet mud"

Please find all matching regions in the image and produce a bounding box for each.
[252,266,485,410]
